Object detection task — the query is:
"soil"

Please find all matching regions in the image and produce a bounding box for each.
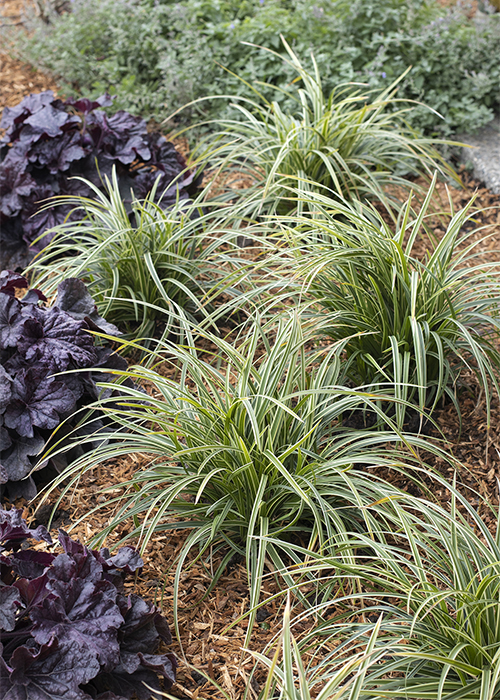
[2,2,500,698]
[0,1,60,110]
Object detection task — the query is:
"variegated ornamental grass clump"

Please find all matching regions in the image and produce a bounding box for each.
[41,316,440,646]
[254,481,500,700]
[260,176,500,428]
[189,39,458,217]
[28,170,248,343]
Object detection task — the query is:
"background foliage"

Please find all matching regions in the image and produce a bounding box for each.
[7,0,500,135]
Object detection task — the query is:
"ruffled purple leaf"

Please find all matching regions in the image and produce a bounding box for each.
[20,289,47,305]
[2,475,38,501]
[55,279,120,336]
[0,425,11,453]
[0,91,194,267]
[0,90,55,143]
[0,155,37,219]
[0,517,176,698]
[112,135,151,166]
[58,531,86,558]
[27,130,87,173]
[85,110,150,165]
[14,574,51,609]
[47,544,103,584]
[31,553,123,671]
[149,133,186,172]
[96,651,177,700]
[0,272,28,297]
[0,431,45,485]
[0,218,31,272]
[0,647,12,699]
[0,508,52,549]
[98,548,143,577]
[8,550,56,580]
[20,182,66,250]
[0,296,25,350]
[67,93,113,115]
[122,650,177,687]
[17,306,97,371]
[0,367,13,412]
[4,368,76,438]
[0,435,45,492]
[23,104,81,140]
[59,532,142,582]
[118,594,172,654]
[0,585,20,632]
[8,639,99,699]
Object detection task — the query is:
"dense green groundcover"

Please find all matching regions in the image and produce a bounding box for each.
[7,0,500,135]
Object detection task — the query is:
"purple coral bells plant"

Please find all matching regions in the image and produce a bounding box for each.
[0,90,198,270]
[0,271,129,500]
[0,506,177,700]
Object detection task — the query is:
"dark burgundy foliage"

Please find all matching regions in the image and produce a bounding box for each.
[0,508,176,699]
[0,508,52,550]
[0,274,130,500]
[0,90,199,270]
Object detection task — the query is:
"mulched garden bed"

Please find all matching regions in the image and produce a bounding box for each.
[2,3,500,696]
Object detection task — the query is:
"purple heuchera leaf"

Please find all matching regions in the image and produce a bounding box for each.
[0,432,45,484]
[0,154,37,218]
[0,426,12,453]
[0,514,176,699]
[0,296,26,349]
[14,574,51,609]
[150,133,186,170]
[0,643,12,699]
[8,550,56,580]
[4,368,76,438]
[48,538,101,581]
[19,288,47,305]
[0,272,28,296]
[0,508,52,549]
[97,548,143,577]
[20,183,76,251]
[66,93,113,114]
[86,110,151,165]
[1,90,194,269]
[118,594,171,653]
[17,306,97,371]
[58,532,143,579]
[97,652,177,700]
[58,530,86,558]
[27,130,87,173]
[0,585,20,632]
[0,367,13,412]
[55,279,120,336]
[8,639,99,699]
[24,104,81,140]
[0,90,55,143]
[31,550,123,671]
